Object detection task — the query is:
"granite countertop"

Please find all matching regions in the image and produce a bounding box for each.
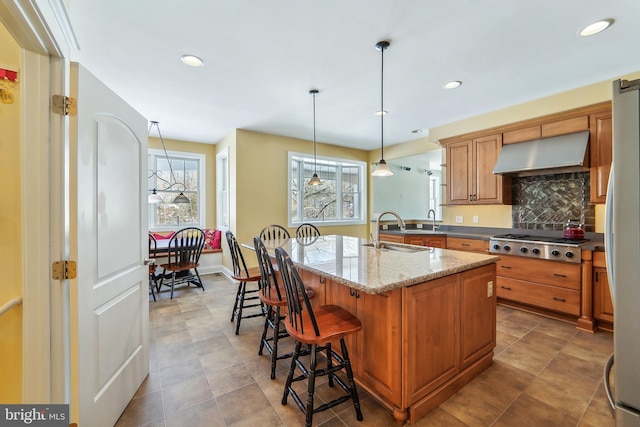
[379,226,605,251]
[258,235,499,295]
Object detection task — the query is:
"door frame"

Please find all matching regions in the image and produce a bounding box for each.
[1,0,78,404]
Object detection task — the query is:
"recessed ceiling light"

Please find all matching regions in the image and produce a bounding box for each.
[374,110,388,116]
[443,81,462,89]
[411,129,423,134]
[181,54,204,67]
[579,19,614,37]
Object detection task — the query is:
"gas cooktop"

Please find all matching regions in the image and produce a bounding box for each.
[492,234,590,245]
[489,234,590,263]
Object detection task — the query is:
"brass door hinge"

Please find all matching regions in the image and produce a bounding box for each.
[51,95,77,116]
[52,260,77,280]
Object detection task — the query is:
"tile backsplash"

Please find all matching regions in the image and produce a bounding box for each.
[512,172,595,232]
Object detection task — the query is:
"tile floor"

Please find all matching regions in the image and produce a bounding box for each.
[116,273,615,427]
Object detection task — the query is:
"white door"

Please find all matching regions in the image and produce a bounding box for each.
[69,63,149,427]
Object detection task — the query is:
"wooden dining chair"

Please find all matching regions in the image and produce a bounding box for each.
[259,224,291,241]
[275,247,363,427]
[295,223,320,239]
[158,227,205,299]
[148,233,158,301]
[226,230,264,334]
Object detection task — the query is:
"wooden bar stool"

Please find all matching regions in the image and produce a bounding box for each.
[275,247,363,427]
[226,230,263,335]
[254,237,315,379]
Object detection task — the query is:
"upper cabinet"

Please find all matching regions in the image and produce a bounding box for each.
[590,110,613,204]
[440,101,611,206]
[445,134,512,205]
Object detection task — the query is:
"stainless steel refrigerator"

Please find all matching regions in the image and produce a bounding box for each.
[604,78,640,426]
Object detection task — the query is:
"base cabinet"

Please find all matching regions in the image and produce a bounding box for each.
[496,255,581,316]
[322,263,497,424]
[593,252,614,329]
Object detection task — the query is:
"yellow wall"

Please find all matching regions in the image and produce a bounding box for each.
[425,70,640,231]
[148,136,217,229]
[230,129,370,267]
[0,21,23,402]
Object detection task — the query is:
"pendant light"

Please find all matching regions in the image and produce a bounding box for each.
[371,40,393,177]
[148,121,190,204]
[308,89,323,186]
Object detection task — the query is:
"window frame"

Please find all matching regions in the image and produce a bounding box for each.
[148,148,206,231]
[287,151,367,227]
[216,147,230,230]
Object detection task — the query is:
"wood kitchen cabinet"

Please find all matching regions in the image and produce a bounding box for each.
[496,255,581,316]
[590,110,613,204]
[446,237,489,253]
[379,233,446,248]
[324,279,403,406]
[444,133,511,205]
[593,251,614,329]
[319,263,496,423]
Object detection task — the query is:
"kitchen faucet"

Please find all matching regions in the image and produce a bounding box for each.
[372,211,406,249]
[427,209,437,232]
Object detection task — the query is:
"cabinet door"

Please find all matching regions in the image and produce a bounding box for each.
[356,290,402,406]
[474,134,509,204]
[446,139,473,205]
[593,267,614,323]
[324,279,357,357]
[590,111,612,204]
[460,264,496,368]
[425,236,446,248]
[541,115,589,137]
[379,233,404,244]
[405,236,426,246]
[403,275,459,404]
[446,237,488,253]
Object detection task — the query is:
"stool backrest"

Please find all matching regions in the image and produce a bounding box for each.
[166,227,205,267]
[275,247,319,336]
[295,223,320,238]
[260,224,290,241]
[254,237,283,301]
[226,230,250,278]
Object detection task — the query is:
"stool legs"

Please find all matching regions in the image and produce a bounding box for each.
[282,338,362,426]
[259,306,288,379]
[230,279,263,335]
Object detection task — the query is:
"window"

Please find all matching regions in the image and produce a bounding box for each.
[216,148,229,229]
[288,152,367,226]
[148,149,205,230]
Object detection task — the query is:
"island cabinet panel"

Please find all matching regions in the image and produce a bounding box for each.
[402,275,460,405]
[460,265,497,368]
[324,279,403,406]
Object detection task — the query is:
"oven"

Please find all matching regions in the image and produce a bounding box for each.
[489,233,589,264]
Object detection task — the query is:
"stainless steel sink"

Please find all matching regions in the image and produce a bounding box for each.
[362,243,425,253]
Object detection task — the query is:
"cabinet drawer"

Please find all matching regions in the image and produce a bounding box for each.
[496,256,580,290]
[379,233,404,244]
[447,237,488,253]
[497,277,580,315]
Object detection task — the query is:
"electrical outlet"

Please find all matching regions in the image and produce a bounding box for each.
[416,223,423,229]
[487,281,494,297]
[455,215,463,223]
[382,224,388,230]
[473,216,479,224]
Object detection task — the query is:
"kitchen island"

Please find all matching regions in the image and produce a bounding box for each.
[258,235,499,424]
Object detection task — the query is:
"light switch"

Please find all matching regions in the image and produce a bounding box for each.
[473,216,479,224]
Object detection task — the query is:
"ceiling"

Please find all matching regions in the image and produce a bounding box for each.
[68,0,640,150]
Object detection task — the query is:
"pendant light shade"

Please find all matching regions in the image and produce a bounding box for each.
[372,40,393,177]
[308,89,323,186]
[148,121,191,204]
[148,189,164,204]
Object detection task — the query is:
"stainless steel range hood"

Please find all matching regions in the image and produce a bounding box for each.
[493,130,590,175]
